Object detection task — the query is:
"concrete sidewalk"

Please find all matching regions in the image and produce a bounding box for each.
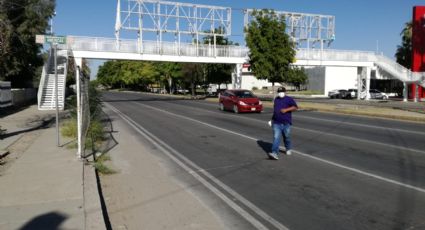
[0,105,104,230]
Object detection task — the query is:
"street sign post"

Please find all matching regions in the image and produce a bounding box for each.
[45,35,66,44]
[36,34,67,147]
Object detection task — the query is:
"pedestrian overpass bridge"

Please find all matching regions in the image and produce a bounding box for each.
[64,36,425,87]
[38,0,425,110]
[37,35,425,110]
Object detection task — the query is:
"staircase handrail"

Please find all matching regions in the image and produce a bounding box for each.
[59,50,68,109]
[37,48,54,109]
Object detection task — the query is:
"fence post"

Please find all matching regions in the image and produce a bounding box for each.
[75,57,83,158]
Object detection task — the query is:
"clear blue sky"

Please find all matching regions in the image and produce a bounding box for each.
[53,0,424,77]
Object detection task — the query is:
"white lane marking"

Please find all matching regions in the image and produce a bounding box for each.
[293,150,425,194]
[293,126,425,155]
[175,99,425,136]
[295,114,425,136]
[144,100,425,155]
[106,103,289,230]
[136,102,425,194]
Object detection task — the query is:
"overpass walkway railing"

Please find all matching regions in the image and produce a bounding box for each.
[60,36,424,87]
[296,48,425,87]
[61,36,249,59]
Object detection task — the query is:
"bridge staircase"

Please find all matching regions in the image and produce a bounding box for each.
[37,49,68,110]
[374,55,425,88]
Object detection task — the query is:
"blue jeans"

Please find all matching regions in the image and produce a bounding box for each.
[272,123,292,154]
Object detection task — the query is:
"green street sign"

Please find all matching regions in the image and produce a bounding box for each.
[45,35,66,44]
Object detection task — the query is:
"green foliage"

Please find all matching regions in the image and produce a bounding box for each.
[202,27,233,86]
[0,0,56,87]
[87,120,104,144]
[286,67,308,90]
[181,63,204,96]
[157,62,183,94]
[61,119,78,139]
[96,60,159,90]
[245,9,296,84]
[66,57,90,87]
[93,154,116,175]
[395,21,412,69]
[62,82,104,151]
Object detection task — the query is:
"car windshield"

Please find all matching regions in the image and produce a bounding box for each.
[234,91,255,98]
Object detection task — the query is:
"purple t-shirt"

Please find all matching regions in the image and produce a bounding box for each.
[272,96,298,125]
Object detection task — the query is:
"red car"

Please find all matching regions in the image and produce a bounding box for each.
[219,89,263,113]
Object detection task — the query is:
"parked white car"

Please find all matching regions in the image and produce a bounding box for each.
[368,89,388,100]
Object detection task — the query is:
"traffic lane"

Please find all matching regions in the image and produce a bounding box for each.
[172,98,425,133]
[103,91,425,133]
[157,98,425,151]
[103,103,259,230]
[292,116,425,152]
[294,110,425,133]
[102,93,425,187]
[107,99,425,230]
[134,98,425,188]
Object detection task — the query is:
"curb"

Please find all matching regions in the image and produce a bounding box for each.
[83,155,107,230]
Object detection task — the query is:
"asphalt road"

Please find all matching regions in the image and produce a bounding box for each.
[102,91,425,230]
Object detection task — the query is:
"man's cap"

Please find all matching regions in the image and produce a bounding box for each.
[277,87,286,93]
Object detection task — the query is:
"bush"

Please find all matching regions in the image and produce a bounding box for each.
[93,154,116,175]
[61,119,78,139]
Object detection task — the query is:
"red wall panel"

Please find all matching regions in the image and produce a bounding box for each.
[411,6,425,98]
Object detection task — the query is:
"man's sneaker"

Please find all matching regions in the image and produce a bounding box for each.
[286,150,292,155]
[268,152,279,160]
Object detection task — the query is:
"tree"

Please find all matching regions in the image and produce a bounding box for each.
[395,21,412,69]
[96,60,159,90]
[202,27,234,88]
[67,57,91,87]
[286,67,308,91]
[181,63,203,96]
[245,9,296,90]
[0,0,56,87]
[157,62,182,94]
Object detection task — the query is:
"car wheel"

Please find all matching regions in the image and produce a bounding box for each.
[219,103,224,111]
[383,95,388,100]
[233,105,239,114]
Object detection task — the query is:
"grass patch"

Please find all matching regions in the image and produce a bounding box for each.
[93,154,116,175]
[61,120,78,139]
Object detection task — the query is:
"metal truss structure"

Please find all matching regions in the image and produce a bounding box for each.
[244,9,335,49]
[115,0,232,51]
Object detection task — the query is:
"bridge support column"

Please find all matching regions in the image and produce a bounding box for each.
[358,67,371,100]
[232,63,242,89]
[403,82,408,102]
[365,67,371,100]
